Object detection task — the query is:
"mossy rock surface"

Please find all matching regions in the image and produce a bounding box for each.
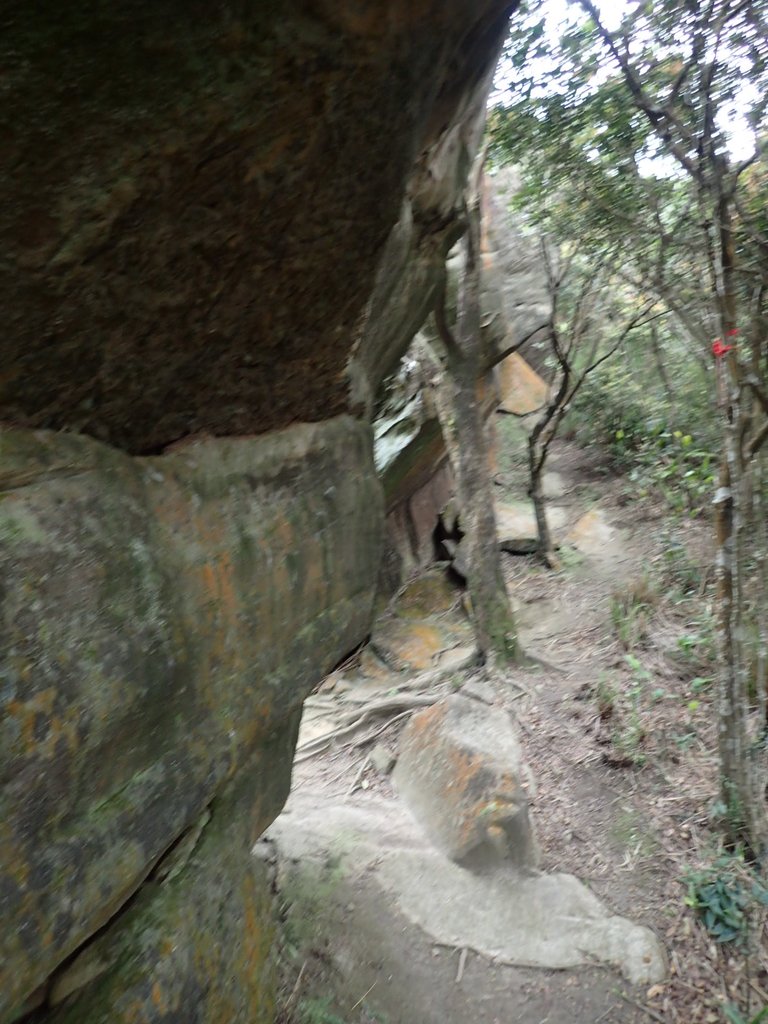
[0,417,382,1022]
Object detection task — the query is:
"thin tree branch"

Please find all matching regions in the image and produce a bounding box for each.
[632,309,672,330]
[577,0,700,178]
[749,420,768,457]
[745,377,768,419]
[493,319,552,366]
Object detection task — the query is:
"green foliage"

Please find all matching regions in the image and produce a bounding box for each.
[595,672,617,720]
[610,575,658,650]
[637,430,715,516]
[567,365,647,449]
[568,361,717,517]
[684,855,768,945]
[722,1003,768,1024]
[594,662,648,766]
[658,530,705,596]
[676,625,716,670]
[490,0,768,527]
[615,654,649,765]
[490,2,727,336]
[299,998,349,1024]
[687,869,749,943]
[297,996,387,1024]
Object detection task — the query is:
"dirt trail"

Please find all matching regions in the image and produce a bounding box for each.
[267,437,720,1024]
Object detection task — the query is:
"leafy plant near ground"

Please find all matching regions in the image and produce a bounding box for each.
[592,663,648,767]
[594,672,617,721]
[569,367,717,518]
[683,854,768,1023]
[685,854,768,944]
[297,998,385,1024]
[610,574,659,650]
[615,654,650,765]
[658,530,706,596]
[643,431,715,516]
[675,618,717,675]
[686,861,751,945]
[722,1004,768,1024]
[299,998,349,1024]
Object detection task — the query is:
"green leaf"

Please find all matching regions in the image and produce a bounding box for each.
[691,677,713,692]
[723,1004,746,1024]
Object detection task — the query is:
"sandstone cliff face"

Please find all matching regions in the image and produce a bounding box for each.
[483,168,553,373]
[0,2,516,1021]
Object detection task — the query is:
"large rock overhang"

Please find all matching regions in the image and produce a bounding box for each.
[0,6,520,1019]
[1,0,517,454]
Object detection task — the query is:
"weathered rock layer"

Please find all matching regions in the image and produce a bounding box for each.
[1,419,381,1021]
[2,0,514,454]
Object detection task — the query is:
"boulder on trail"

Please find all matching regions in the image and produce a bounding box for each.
[393,693,539,868]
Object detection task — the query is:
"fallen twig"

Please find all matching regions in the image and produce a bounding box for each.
[345,756,370,797]
[349,981,377,1012]
[455,947,468,983]
[595,1006,620,1024]
[618,990,667,1024]
[284,961,307,1016]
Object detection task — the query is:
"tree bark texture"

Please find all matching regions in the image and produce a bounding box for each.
[528,436,559,570]
[432,202,520,666]
[713,184,768,854]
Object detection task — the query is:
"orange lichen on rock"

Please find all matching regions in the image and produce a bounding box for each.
[393,694,538,867]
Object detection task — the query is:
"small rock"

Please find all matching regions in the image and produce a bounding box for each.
[370,743,396,774]
[393,571,457,619]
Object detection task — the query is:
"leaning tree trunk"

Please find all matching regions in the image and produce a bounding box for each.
[713,183,768,855]
[432,202,520,666]
[526,350,571,571]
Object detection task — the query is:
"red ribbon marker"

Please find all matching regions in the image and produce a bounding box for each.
[712,338,734,358]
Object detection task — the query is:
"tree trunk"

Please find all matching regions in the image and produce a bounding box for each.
[528,434,560,570]
[448,356,520,663]
[714,456,750,841]
[650,322,675,403]
[432,200,520,666]
[713,182,767,854]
